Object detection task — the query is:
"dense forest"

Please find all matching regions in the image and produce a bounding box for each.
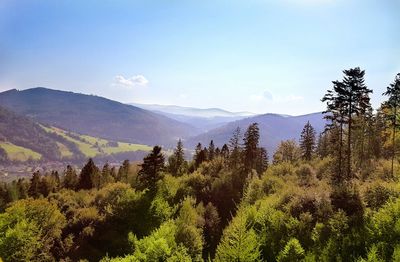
[1,68,400,261]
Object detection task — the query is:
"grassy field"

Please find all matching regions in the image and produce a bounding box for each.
[0,142,42,161]
[102,142,152,154]
[56,142,73,158]
[41,125,152,158]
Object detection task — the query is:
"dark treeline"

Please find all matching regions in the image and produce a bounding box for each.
[0,68,400,261]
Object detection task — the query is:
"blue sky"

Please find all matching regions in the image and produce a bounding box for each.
[0,0,399,115]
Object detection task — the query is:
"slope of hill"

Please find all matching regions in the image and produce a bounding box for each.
[0,105,153,163]
[0,88,197,146]
[40,125,152,160]
[0,105,83,161]
[186,112,326,153]
[131,103,256,132]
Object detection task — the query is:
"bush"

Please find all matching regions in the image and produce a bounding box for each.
[313,157,333,180]
[0,199,66,261]
[296,164,317,187]
[267,162,295,177]
[364,182,398,210]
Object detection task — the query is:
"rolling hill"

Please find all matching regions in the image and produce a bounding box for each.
[0,105,152,163]
[0,88,197,146]
[0,105,83,162]
[186,112,326,153]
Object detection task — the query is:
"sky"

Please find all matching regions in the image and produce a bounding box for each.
[0,0,399,115]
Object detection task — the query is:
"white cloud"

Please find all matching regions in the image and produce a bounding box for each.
[113,74,149,88]
[263,90,274,101]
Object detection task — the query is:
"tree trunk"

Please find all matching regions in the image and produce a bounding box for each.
[347,105,352,180]
[339,121,343,176]
[360,117,365,169]
[392,106,397,178]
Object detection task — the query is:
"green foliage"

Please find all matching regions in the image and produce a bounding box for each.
[129,221,192,262]
[295,163,317,187]
[78,158,100,190]
[138,146,165,191]
[2,90,400,262]
[273,139,301,164]
[203,202,221,259]
[364,182,398,210]
[0,199,66,261]
[300,121,316,161]
[277,238,305,262]
[63,165,78,190]
[243,123,261,172]
[215,208,261,262]
[175,197,204,260]
[357,245,385,262]
[367,198,400,260]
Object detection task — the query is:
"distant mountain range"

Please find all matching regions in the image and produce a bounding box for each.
[130,103,255,131]
[130,103,255,118]
[186,112,326,154]
[0,87,327,163]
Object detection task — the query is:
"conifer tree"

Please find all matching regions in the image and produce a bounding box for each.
[100,163,114,187]
[194,143,206,168]
[243,123,260,172]
[215,211,260,262]
[203,202,221,259]
[16,179,28,199]
[299,121,316,161]
[322,67,372,179]
[229,127,242,167]
[255,147,269,174]
[50,171,60,192]
[382,73,400,177]
[341,67,372,177]
[322,80,347,175]
[316,132,329,158]
[215,147,221,157]
[138,146,165,191]
[169,139,185,176]
[221,144,230,159]
[209,140,215,161]
[63,165,78,190]
[28,170,41,198]
[78,158,99,190]
[117,160,130,182]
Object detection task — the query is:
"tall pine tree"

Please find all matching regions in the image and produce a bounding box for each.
[243,123,260,172]
[299,121,316,161]
[382,73,400,177]
[322,67,372,180]
[138,146,165,191]
[78,158,99,190]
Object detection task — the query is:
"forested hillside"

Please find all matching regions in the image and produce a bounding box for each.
[0,106,83,162]
[0,88,196,146]
[187,112,325,153]
[0,69,400,262]
[0,106,152,164]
